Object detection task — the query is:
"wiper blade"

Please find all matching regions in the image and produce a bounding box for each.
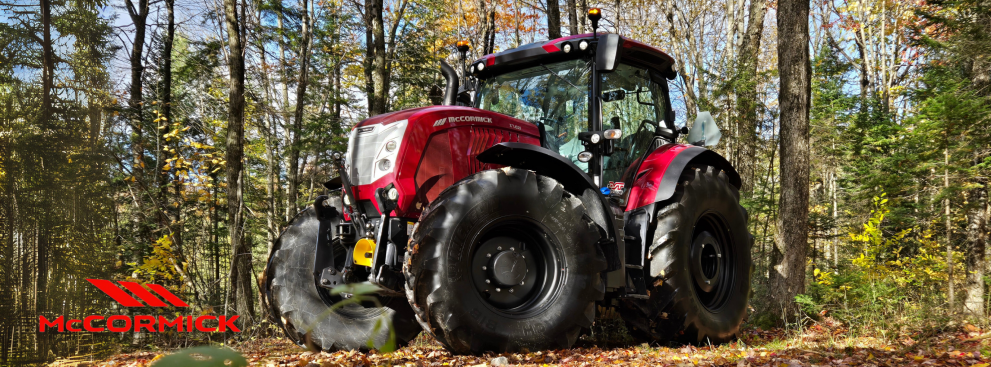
[540,64,583,91]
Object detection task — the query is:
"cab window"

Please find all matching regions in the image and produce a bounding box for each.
[599,64,669,186]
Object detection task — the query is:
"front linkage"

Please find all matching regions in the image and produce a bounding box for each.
[313,154,406,297]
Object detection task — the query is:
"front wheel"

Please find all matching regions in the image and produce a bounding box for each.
[265,207,422,351]
[620,166,752,345]
[403,168,607,354]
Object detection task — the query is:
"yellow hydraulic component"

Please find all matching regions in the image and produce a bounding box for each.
[353,238,376,267]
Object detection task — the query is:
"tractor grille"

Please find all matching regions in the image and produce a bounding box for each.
[415,126,537,205]
[464,127,515,172]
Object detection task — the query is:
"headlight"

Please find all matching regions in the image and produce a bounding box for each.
[562,42,572,53]
[579,40,589,51]
[377,159,392,171]
[477,63,485,71]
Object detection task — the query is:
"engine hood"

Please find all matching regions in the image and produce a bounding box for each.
[346,106,541,217]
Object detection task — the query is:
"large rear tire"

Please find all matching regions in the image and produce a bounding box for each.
[403,168,606,354]
[620,166,752,345]
[266,206,421,351]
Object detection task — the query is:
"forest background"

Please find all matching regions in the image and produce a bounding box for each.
[0,0,989,363]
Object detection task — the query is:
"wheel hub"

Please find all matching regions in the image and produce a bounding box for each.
[470,225,557,311]
[489,250,527,286]
[691,231,722,293]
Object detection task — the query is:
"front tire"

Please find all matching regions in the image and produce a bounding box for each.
[403,168,606,354]
[620,166,752,345]
[266,207,422,351]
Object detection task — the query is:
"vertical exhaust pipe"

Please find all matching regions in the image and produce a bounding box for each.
[440,60,459,106]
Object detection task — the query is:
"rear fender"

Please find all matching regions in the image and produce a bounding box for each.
[625,144,741,212]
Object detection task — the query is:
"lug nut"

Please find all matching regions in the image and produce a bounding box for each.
[496,288,501,292]
[485,279,491,284]
[509,288,514,293]
[482,266,487,270]
[520,281,525,285]
[497,246,502,251]
[510,247,515,251]
[486,253,492,258]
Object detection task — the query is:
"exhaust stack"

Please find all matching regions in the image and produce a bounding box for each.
[440,60,459,106]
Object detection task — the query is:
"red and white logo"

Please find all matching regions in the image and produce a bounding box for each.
[86,279,190,307]
[608,181,625,195]
[38,279,240,333]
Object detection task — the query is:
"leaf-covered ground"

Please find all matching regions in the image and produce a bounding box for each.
[67,321,991,366]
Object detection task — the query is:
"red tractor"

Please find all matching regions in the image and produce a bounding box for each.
[263,11,751,354]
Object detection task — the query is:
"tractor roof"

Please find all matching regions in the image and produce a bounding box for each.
[470,33,677,79]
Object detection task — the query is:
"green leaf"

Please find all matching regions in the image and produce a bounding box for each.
[151,346,247,367]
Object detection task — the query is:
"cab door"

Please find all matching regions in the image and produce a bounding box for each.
[597,64,672,200]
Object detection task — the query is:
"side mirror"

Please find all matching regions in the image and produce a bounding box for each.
[595,34,622,72]
[686,111,721,146]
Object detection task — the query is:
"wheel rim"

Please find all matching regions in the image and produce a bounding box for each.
[690,213,735,311]
[470,218,562,315]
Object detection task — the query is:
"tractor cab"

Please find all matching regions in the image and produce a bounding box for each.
[465,33,681,193]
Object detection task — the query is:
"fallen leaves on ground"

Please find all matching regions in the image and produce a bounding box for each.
[83,322,991,367]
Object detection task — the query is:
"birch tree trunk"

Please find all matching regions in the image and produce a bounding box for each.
[963,188,986,316]
[946,147,954,310]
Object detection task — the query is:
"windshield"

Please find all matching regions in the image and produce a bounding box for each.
[475,59,592,170]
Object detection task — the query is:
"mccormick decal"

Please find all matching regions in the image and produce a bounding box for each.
[434,116,493,126]
[38,279,240,333]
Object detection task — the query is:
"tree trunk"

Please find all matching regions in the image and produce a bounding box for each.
[768,0,810,322]
[964,188,988,316]
[578,0,587,31]
[40,0,54,121]
[276,8,292,222]
[477,0,497,54]
[566,0,578,35]
[125,0,149,250]
[256,8,281,245]
[162,0,178,250]
[223,0,255,323]
[287,0,313,216]
[733,0,767,194]
[547,0,562,39]
[365,0,387,116]
[946,147,954,310]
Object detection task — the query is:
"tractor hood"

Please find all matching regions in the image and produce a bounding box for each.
[345,106,541,217]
